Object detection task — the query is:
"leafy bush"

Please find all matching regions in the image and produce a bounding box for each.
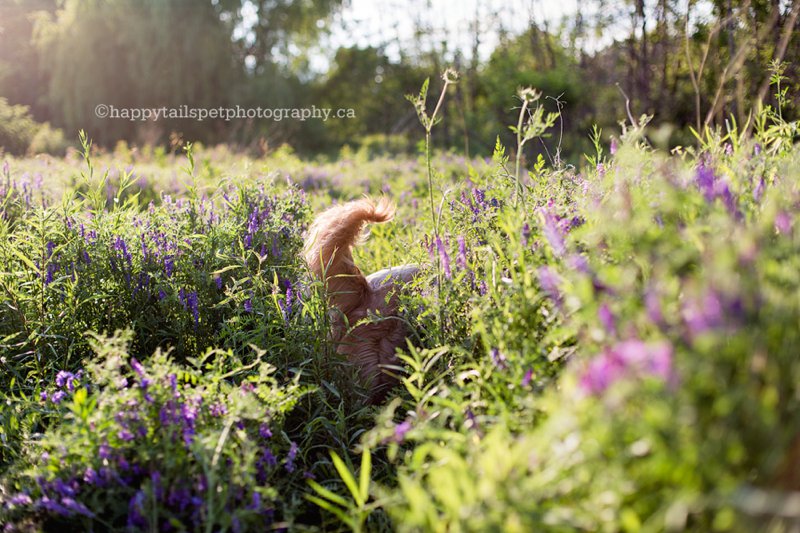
[0,98,39,155]
[1,331,309,530]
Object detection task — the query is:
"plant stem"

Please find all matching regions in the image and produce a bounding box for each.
[514,100,529,211]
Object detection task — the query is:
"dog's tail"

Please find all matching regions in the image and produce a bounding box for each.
[304,197,394,315]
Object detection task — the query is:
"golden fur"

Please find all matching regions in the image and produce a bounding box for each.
[304,198,417,402]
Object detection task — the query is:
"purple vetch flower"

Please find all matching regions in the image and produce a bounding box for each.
[150,471,163,500]
[130,358,145,376]
[127,490,147,529]
[164,256,175,277]
[695,163,740,217]
[456,235,468,270]
[753,176,765,202]
[393,420,412,443]
[40,391,48,401]
[579,339,675,395]
[118,428,135,442]
[279,282,294,323]
[98,442,111,460]
[55,370,80,390]
[51,391,67,404]
[256,447,278,483]
[490,348,508,370]
[754,143,762,156]
[285,441,299,473]
[598,303,616,335]
[435,236,452,280]
[209,402,227,417]
[610,137,618,155]
[567,254,590,274]
[112,236,132,267]
[59,497,94,518]
[775,211,792,234]
[682,290,724,338]
[243,298,253,313]
[214,276,223,290]
[248,491,262,512]
[7,493,32,507]
[521,369,533,387]
[186,291,199,325]
[478,280,488,296]
[259,424,273,439]
[695,164,716,201]
[521,223,531,248]
[537,266,562,304]
[539,206,566,257]
[645,287,664,325]
[83,467,98,485]
[262,448,278,468]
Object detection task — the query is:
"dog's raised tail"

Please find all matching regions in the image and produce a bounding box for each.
[304,197,394,310]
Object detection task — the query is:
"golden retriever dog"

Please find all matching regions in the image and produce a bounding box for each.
[304,198,418,402]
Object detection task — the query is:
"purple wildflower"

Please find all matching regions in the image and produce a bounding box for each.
[164,256,175,277]
[753,176,765,202]
[130,358,145,376]
[51,391,66,404]
[521,369,533,387]
[209,402,227,417]
[393,420,412,443]
[285,442,299,473]
[775,211,792,234]
[579,340,675,395]
[456,235,468,270]
[521,223,531,248]
[537,266,562,304]
[55,371,73,389]
[567,254,590,274]
[490,348,508,370]
[598,303,616,334]
[645,287,664,325]
[127,490,147,529]
[541,210,566,256]
[683,290,724,338]
[435,236,452,280]
[83,467,98,485]
[695,164,716,201]
[7,493,32,507]
[98,443,111,459]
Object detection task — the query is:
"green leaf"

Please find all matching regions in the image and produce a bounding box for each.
[307,479,349,508]
[305,494,352,526]
[330,451,362,506]
[358,447,371,504]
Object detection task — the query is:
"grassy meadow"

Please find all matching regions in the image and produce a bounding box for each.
[1,84,800,532]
